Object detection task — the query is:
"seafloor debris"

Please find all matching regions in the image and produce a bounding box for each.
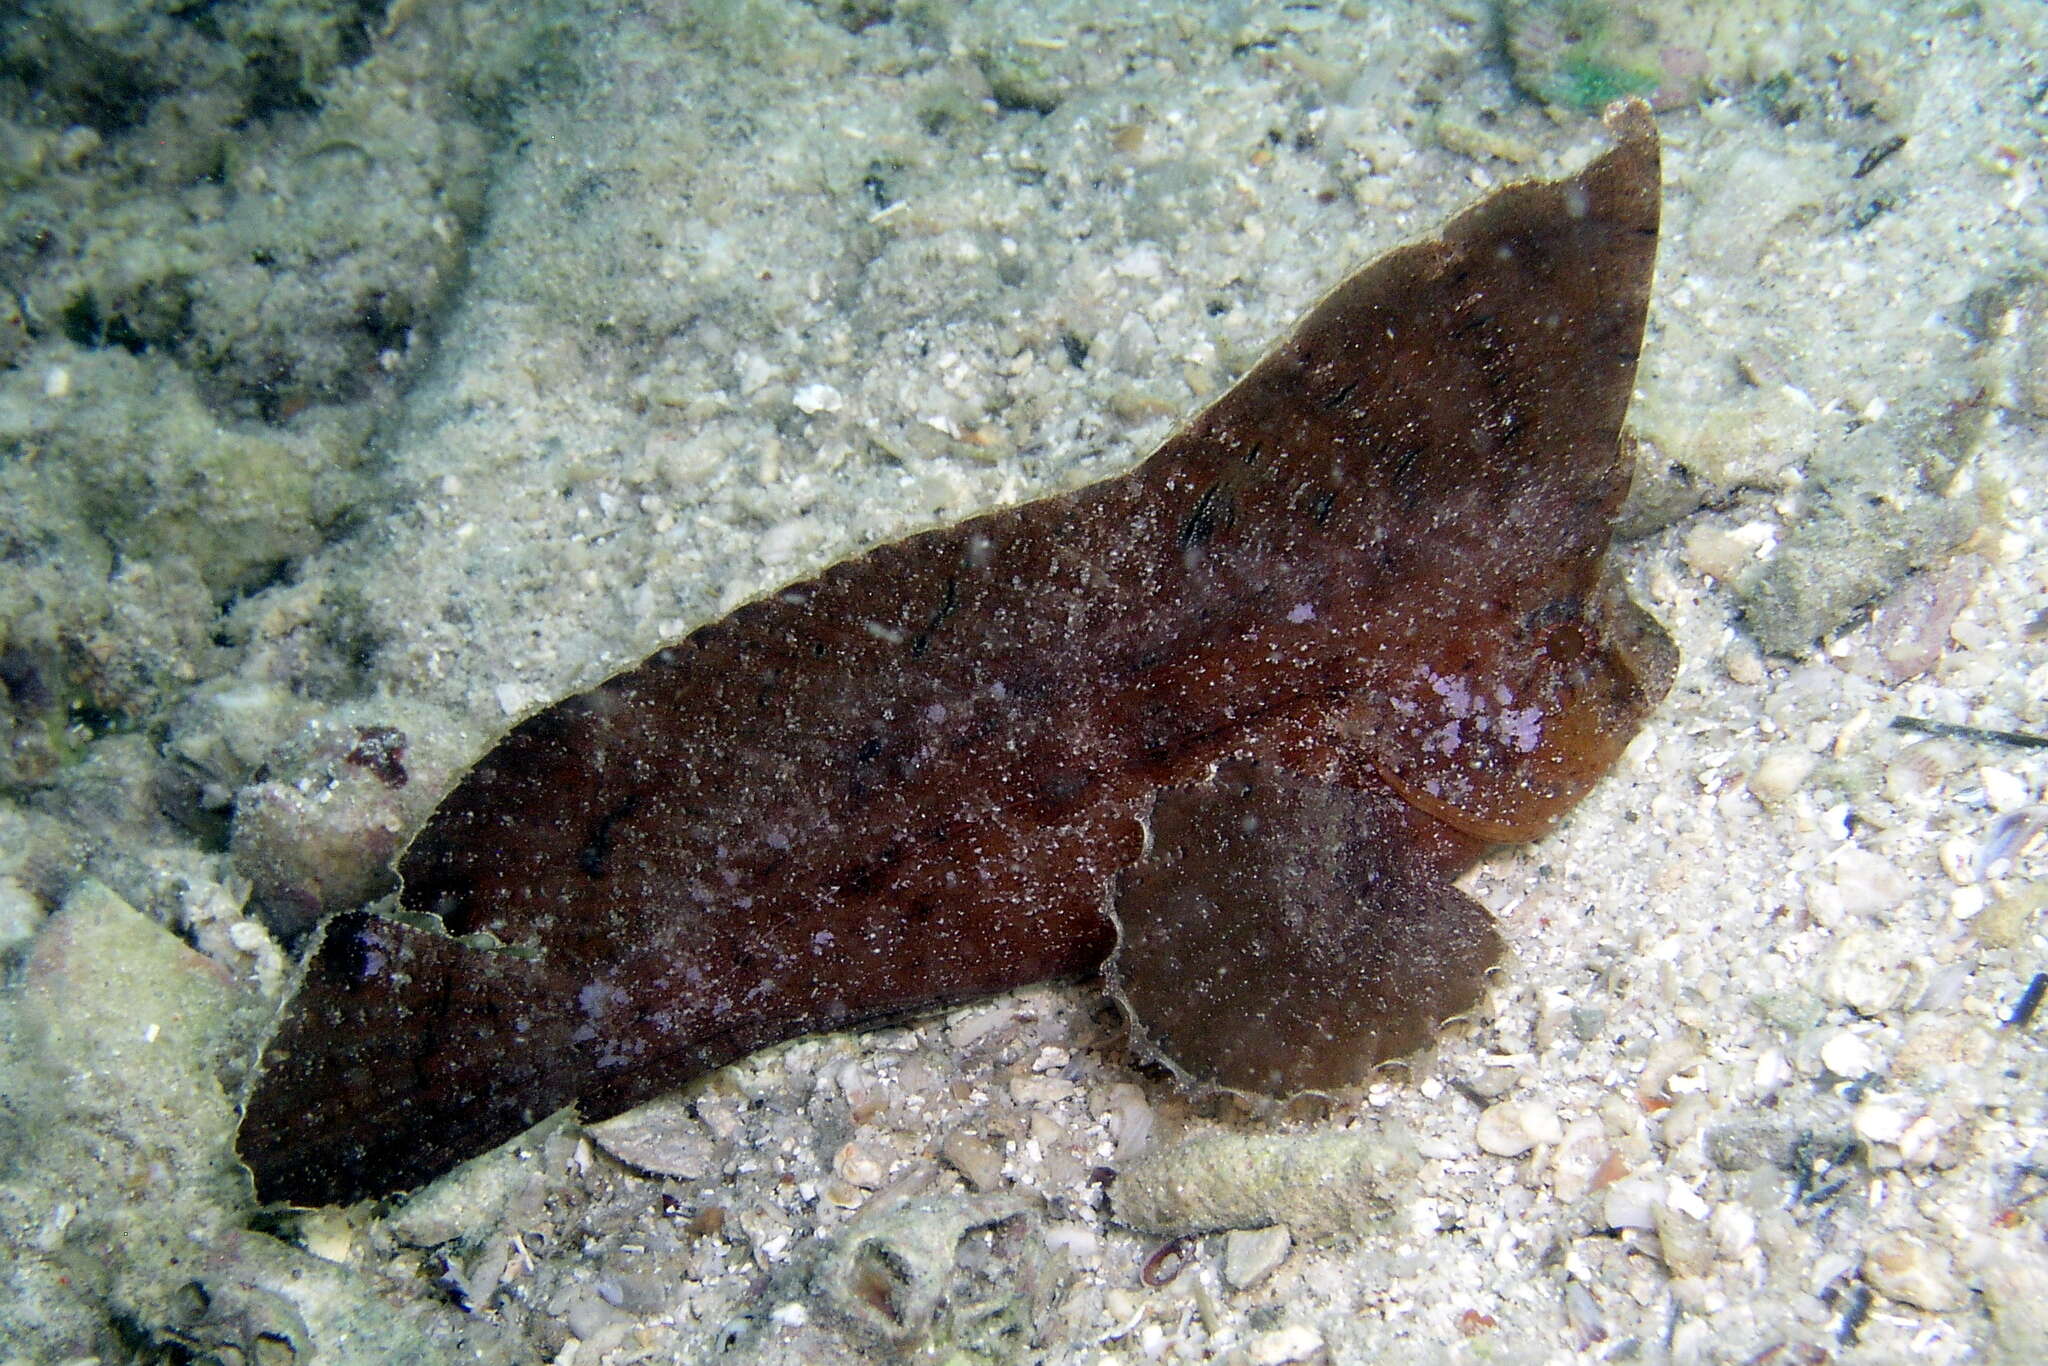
[811,1174,1034,1345]
[1111,1128,1421,1238]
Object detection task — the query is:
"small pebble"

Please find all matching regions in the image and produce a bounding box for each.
[1761,987,1826,1032]
[792,382,845,414]
[1896,1113,1948,1168]
[1819,1030,1883,1079]
[1748,748,1817,803]
[1242,1324,1325,1365]
[1978,885,2048,947]
[54,123,102,166]
[1601,1177,1661,1231]
[1820,932,1908,1015]
[585,1098,715,1180]
[1981,766,2030,813]
[946,999,1023,1050]
[1724,642,1767,686]
[1864,1231,1962,1311]
[1475,1099,1563,1158]
[495,682,536,717]
[1009,1073,1077,1106]
[1223,1225,1292,1291]
[1852,1096,1913,1147]
[1113,1130,1418,1237]
[1710,1202,1756,1258]
[1652,1204,1714,1279]
[1104,1081,1154,1157]
[296,1209,358,1265]
[833,1141,886,1189]
[1664,1177,1711,1221]
[1752,1047,1793,1096]
[1041,1223,1100,1258]
[821,1178,864,1208]
[733,351,775,393]
[941,1130,1005,1192]
[1939,836,1978,886]
[1462,1062,1523,1101]
[1832,849,1910,916]
[1682,524,1754,581]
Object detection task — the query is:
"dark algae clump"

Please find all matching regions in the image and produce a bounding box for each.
[239,102,1673,1208]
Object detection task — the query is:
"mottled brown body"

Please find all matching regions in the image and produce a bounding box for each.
[239,103,1672,1207]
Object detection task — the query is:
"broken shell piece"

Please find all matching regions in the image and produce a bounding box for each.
[1885,739,1962,804]
[1977,806,2048,881]
[1820,932,1910,1016]
[814,1174,1032,1345]
[1548,1116,1613,1202]
[1600,1177,1661,1231]
[1863,1231,1963,1312]
[585,1096,717,1181]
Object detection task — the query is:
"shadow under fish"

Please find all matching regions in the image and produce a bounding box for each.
[238,100,1675,1209]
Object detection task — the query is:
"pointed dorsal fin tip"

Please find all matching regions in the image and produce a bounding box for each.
[1603,96,1658,149]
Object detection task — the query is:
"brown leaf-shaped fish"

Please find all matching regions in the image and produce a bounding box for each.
[238,101,1673,1207]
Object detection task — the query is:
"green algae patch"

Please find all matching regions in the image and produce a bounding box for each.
[1497,0,1820,113]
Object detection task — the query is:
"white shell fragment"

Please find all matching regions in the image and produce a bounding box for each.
[1475,1098,1564,1158]
[1864,1232,1963,1312]
[792,382,845,414]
